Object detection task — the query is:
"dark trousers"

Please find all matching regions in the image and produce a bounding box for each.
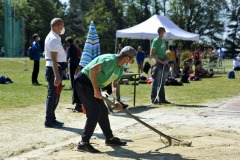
[32,60,40,83]
[69,62,78,88]
[45,66,63,125]
[74,72,113,142]
[151,62,169,101]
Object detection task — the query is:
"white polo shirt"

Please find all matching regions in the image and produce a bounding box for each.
[44,30,66,67]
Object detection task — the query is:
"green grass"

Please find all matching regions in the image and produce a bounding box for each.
[0,57,240,109]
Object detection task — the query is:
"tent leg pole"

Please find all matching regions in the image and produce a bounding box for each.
[115,37,117,54]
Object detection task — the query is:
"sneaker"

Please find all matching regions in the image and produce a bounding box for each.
[105,137,127,146]
[45,122,63,128]
[35,82,42,85]
[119,102,128,109]
[159,100,171,104]
[53,120,64,125]
[77,142,100,153]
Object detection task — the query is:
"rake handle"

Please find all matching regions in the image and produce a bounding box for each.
[102,97,180,143]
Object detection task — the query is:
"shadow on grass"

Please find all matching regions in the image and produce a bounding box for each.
[105,145,195,160]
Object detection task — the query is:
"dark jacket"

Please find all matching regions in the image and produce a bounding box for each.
[67,44,78,64]
[32,41,42,61]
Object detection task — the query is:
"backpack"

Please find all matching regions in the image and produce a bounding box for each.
[0,75,13,84]
[143,61,151,74]
[27,46,34,60]
[165,77,183,86]
[228,70,235,79]
[181,73,190,83]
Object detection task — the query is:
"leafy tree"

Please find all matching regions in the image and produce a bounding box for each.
[2,0,239,56]
[117,0,153,52]
[0,0,4,21]
[14,0,64,50]
[85,0,124,53]
[167,0,228,49]
[63,0,95,44]
[224,0,240,50]
[152,0,167,15]
[0,0,3,48]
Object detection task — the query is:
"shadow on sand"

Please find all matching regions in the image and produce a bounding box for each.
[105,145,196,160]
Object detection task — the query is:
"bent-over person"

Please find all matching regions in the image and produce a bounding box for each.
[74,46,136,153]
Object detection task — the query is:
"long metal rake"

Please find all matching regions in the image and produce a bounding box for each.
[102,97,192,146]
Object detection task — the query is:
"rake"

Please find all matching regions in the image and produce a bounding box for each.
[103,97,192,147]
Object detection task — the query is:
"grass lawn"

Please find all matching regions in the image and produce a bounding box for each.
[0,57,240,109]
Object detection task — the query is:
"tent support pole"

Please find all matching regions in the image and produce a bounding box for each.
[115,37,117,54]
[149,39,151,55]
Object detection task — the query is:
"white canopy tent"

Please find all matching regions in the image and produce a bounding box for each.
[115,14,199,52]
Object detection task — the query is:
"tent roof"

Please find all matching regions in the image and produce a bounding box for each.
[116,14,199,41]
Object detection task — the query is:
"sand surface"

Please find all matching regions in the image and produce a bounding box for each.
[1,97,240,160]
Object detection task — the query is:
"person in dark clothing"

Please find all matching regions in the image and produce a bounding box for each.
[74,46,136,153]
[66,36,78,89]
[74,39,82,64]
[31,34,43,85]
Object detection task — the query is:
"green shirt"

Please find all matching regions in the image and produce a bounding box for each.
[151,38,166,60]
[82,54,123,88]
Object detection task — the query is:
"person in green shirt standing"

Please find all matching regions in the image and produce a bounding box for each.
[150,27,171,104]
[74,46,136,153]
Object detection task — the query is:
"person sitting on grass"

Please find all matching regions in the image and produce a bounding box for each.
[233,53,240,71]
[181,58,193,83]
[192,62,214,79]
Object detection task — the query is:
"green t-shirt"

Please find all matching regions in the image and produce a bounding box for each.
[82,54,123,88]
[151,38,166,60]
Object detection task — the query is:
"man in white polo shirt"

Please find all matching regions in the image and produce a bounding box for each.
[44,18,66,128]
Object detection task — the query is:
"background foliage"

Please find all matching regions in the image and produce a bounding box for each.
[0,0,240,54]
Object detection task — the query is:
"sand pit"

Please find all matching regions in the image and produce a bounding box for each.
[1,97,240,160]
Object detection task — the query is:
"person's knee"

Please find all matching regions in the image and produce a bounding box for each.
[88,110,101,121]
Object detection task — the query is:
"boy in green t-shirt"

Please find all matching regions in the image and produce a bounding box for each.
[74,46,136,153]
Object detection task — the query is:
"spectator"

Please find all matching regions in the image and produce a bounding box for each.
[181,58,193,83]
[166,45,175,78]
[192,46,202,77]
[218,48,224,66]
[44,18,67,128]
[31,34,43,85]
[174,46,181,77]
[66,36,78,89]
[233,53,240,70]
[62,43,69,80]
[117,44,123,54]
[117,44,129,73]
[150,27,171,104]
[74,39,82,64]
[136,46,145,74]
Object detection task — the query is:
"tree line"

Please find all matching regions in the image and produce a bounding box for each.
[0,0,239,54]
